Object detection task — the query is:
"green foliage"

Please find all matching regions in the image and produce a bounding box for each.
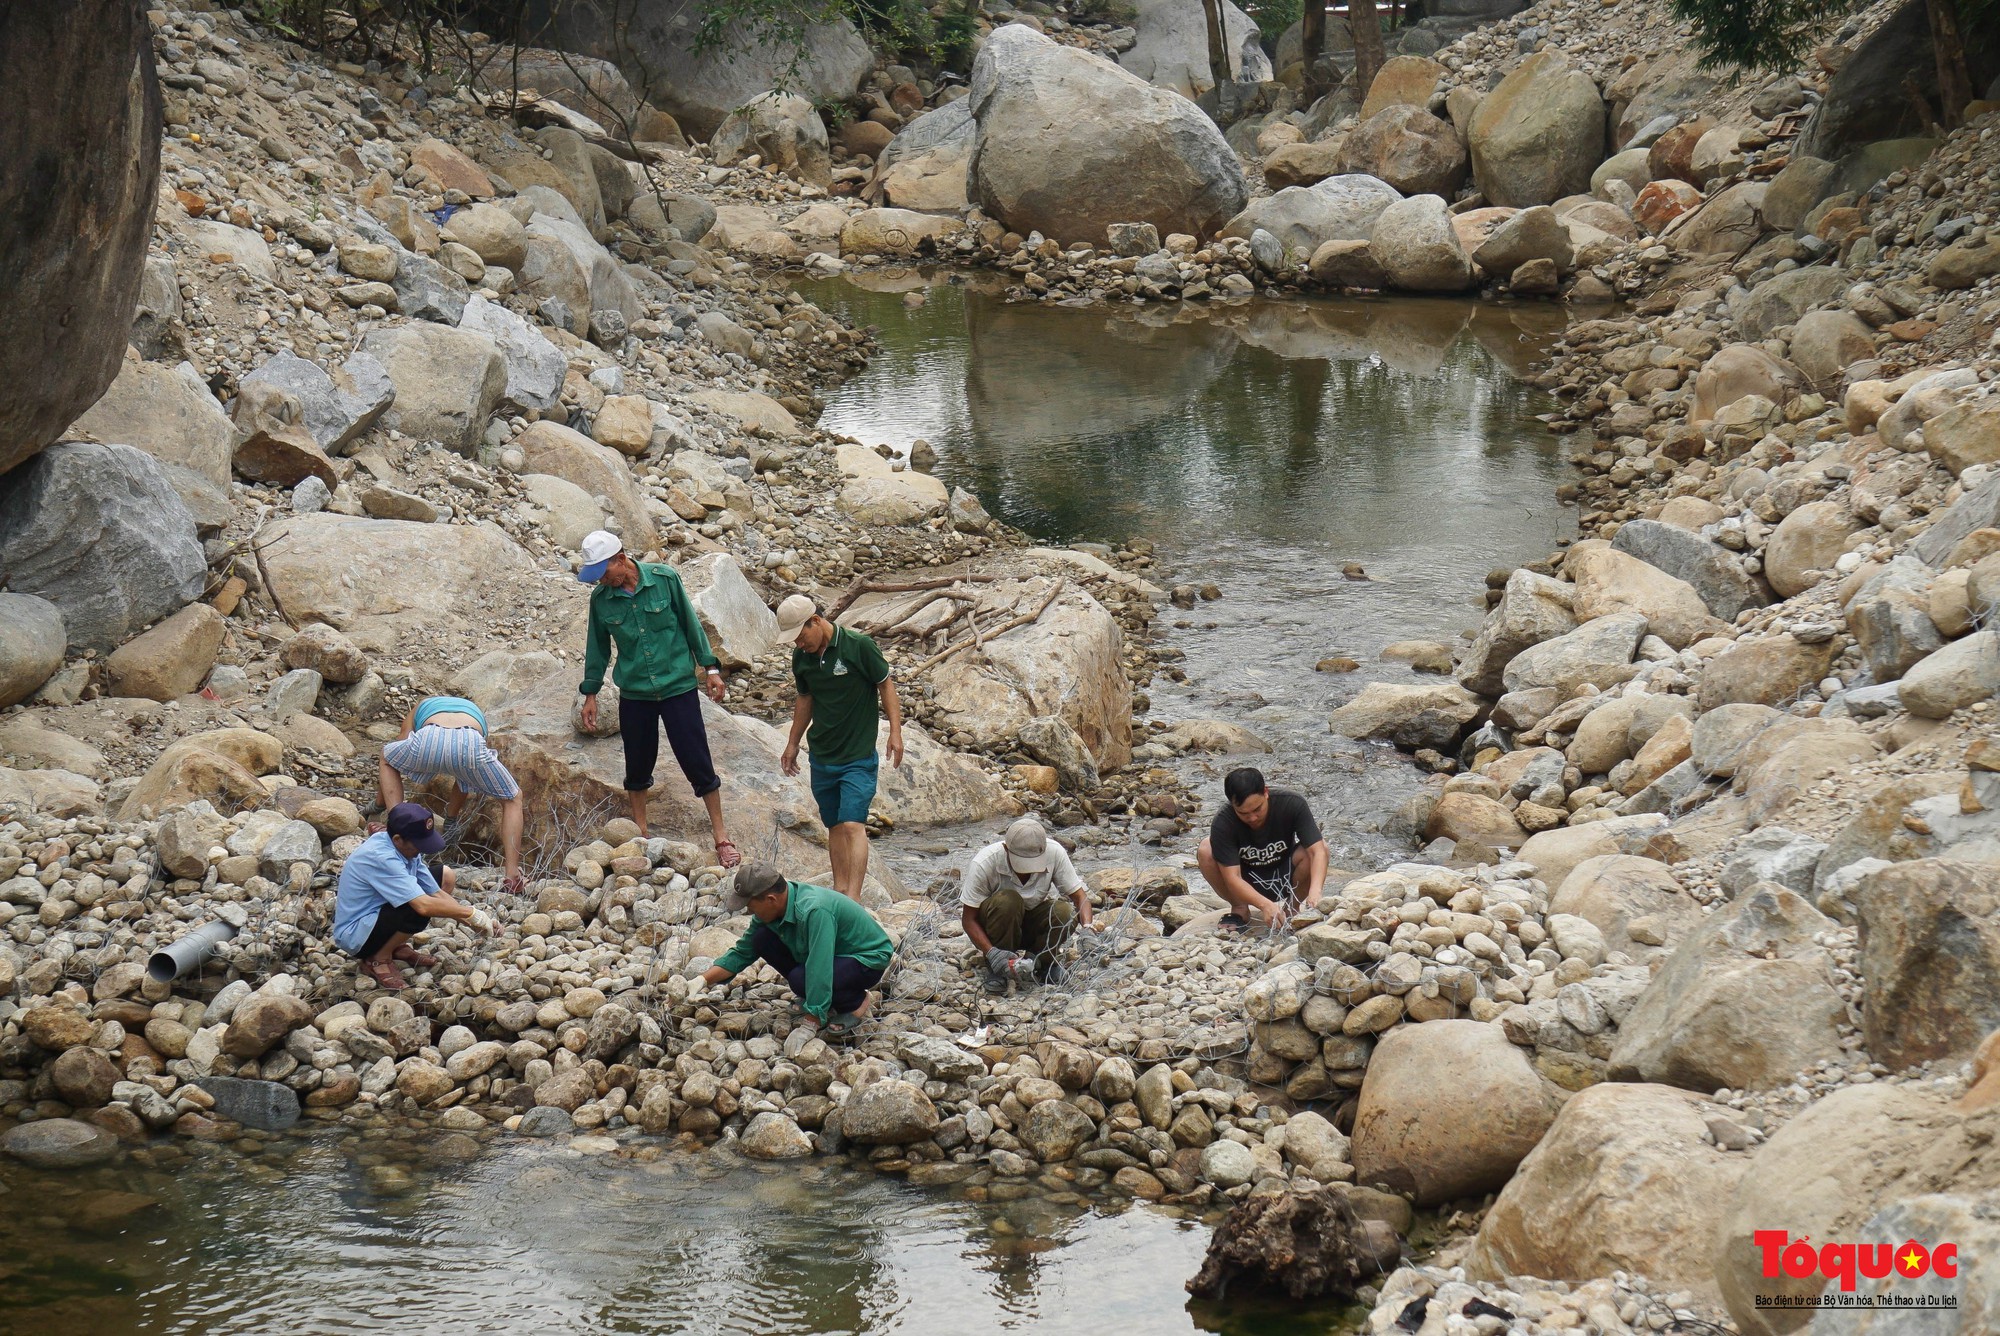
[1667,0,1842,71]
[1247,0,1304,45]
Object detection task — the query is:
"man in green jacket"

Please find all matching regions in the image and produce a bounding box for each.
[695,863,895,1036]
[575,530,739,868]
[774,594,903,902]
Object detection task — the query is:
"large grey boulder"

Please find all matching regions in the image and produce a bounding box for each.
[1855,859,2000,1070]
[0,593,64,707]
[357,323,507,455]
[1117,0,1270,99]
[678,552,780,670]
[1798,0,2000,159]
[457,297,564,412]
[1338,106,1468,198]
[1220,174,1403,259]
[1467,50,1605,207]
[712,93,831,189]
[523,212,642,334]
[0,441,204,652]
[1368,193,1476,292]
[530,1,872,141]
[1609,885,1846,1092]
[1458,569,1578,696]
[873,100,975,213]
[67,356,233,488]
[0,0,162,476]
[967,24,1248,245]
[1610,519,1769,620]
[1735,266,1850,342]
[239,350,394,453]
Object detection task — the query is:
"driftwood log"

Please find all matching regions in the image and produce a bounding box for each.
[1185,1185,1401,1302]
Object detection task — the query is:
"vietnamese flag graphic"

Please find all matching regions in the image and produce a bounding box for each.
[1897,1241,1929,1278]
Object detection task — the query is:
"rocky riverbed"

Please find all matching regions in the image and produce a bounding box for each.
[4,0,2000,1331]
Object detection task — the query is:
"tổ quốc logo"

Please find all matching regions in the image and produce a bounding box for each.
[1753,1230,1962,1310]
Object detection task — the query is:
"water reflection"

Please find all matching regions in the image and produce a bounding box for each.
[797,275,1574,863]
[0,1146,1344,1336]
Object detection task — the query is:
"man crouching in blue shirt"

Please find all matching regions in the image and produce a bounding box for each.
[334,803,493,991]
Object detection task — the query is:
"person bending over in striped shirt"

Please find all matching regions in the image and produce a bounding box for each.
[377,695,525,894]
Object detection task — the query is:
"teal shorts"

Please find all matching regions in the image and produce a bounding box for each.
[810,754,879,828]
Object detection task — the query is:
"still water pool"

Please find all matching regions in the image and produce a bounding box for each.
[1,1138,1356,1336]
[799,273,1575,861]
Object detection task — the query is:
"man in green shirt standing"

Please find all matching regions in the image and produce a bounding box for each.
[695,862,895,1036]
[574,530,740,868]
[774,595,903,902]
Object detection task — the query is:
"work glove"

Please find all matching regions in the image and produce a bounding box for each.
[467,908,497,936]
[986,947,1020,974]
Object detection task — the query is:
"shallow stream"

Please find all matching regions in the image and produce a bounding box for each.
[10,283,1575,1335]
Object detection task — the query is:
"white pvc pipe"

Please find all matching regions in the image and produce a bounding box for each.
[147,920,239,983]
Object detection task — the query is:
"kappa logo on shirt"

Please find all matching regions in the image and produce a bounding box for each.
[1239,838,1294,865]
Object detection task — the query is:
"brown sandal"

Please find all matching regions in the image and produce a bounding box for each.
[361,957,408,990]
[393,945,438,968]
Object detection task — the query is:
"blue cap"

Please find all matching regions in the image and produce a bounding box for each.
[577,558,611,584]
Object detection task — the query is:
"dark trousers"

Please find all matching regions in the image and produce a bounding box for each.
[358,901,428,959]
[979,889,1076,964]
[750,921,884,1015]
[619,690,719,797]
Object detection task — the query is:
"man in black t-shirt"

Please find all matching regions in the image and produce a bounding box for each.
[1198,767,1330,930]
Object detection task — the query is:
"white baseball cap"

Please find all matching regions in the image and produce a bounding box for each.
[772,593,817,645]
[1003,817,1052,873]
[577,530,623,583]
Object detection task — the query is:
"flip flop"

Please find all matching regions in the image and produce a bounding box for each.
[393,945,438,968]
[825,1012,861,1037]
[715,840,741,869]
[361,958,407,990]
[1217,913,1250,933]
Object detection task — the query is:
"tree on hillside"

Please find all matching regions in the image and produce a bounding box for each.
[1669,0,1978,130]
[1200,0,1235,92]
[1301,0,1329,101]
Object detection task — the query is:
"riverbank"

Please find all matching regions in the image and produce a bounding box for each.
[5,0,2000,1330]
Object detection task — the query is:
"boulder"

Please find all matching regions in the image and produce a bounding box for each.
[1501,612,1647,696]
[1763,155,1841,232]
[1690,702,1782,779]
[357,323,506,455]
[925,580,1131,769]
[0,1117,118,1169]
[1550,854,1699,962]
[740,1111,814,1159]
[1765,501,1861,598]
[1337,106,1467,198]
[839,208,965,257]
[221,990,316,1059]
[456,296,564,413]
[1713,1082,2000,1335]
[514,420,657,551]
[1471,204,1574,276]
[1736,265,1850,342]
[1260,140,1348,190]
[1632,178,1703,235]
[1610,886,1846,1091]
[1308,239,1388,288]
[1117,0,1267,98]
[231,379,338,489]
[0,441,204,652]
[1925,399,2000,478]
[712,93,831,189]
[281,622,370,684]
[1668,180,1768,256]
[256,514,551,652]
[1328,681,1481,752]
[1220,174,1403,258]
[441,202,528,270]
[118,734,274,820]
[1467,51,1605,207]
[1566,543,1718,649]
[841,1078,939,1144]
[1798,0,1998,159]
[238,350,395,454]
[834,441,948,525]
[1899,630,2000,719]
[1457,569,1578,696]
[68,355,233,489]
[966,25,1248,245]
[1368,194,1475,292]
[1691,344,1802,424]
[1789,309,1876,388]
[1856,860,2000,1070]
[1518,814,1670,890]
[1361,55,1448,120]
[1589,147,1653,198]
[1734,716,1880,826]
[1846,556,1943,683]
[521,212,642,336]
[677,552,779,670]
[51,1046,120,1107]
[874,100,974,213]
[104,603,224,701]
[0,0,161,476]
[1426,792,1528,848]
[1352,1020,1558,1205]
[0,593,65,707]
[390,251,469,325]
[1466,1083,1747,1298]
[1695,634,1833,712]
[1610,519,1768,620]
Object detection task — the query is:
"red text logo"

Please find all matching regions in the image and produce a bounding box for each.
[1755,1231,1960,1292]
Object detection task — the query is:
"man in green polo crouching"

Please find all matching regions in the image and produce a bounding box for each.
[695,863,895,1036]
